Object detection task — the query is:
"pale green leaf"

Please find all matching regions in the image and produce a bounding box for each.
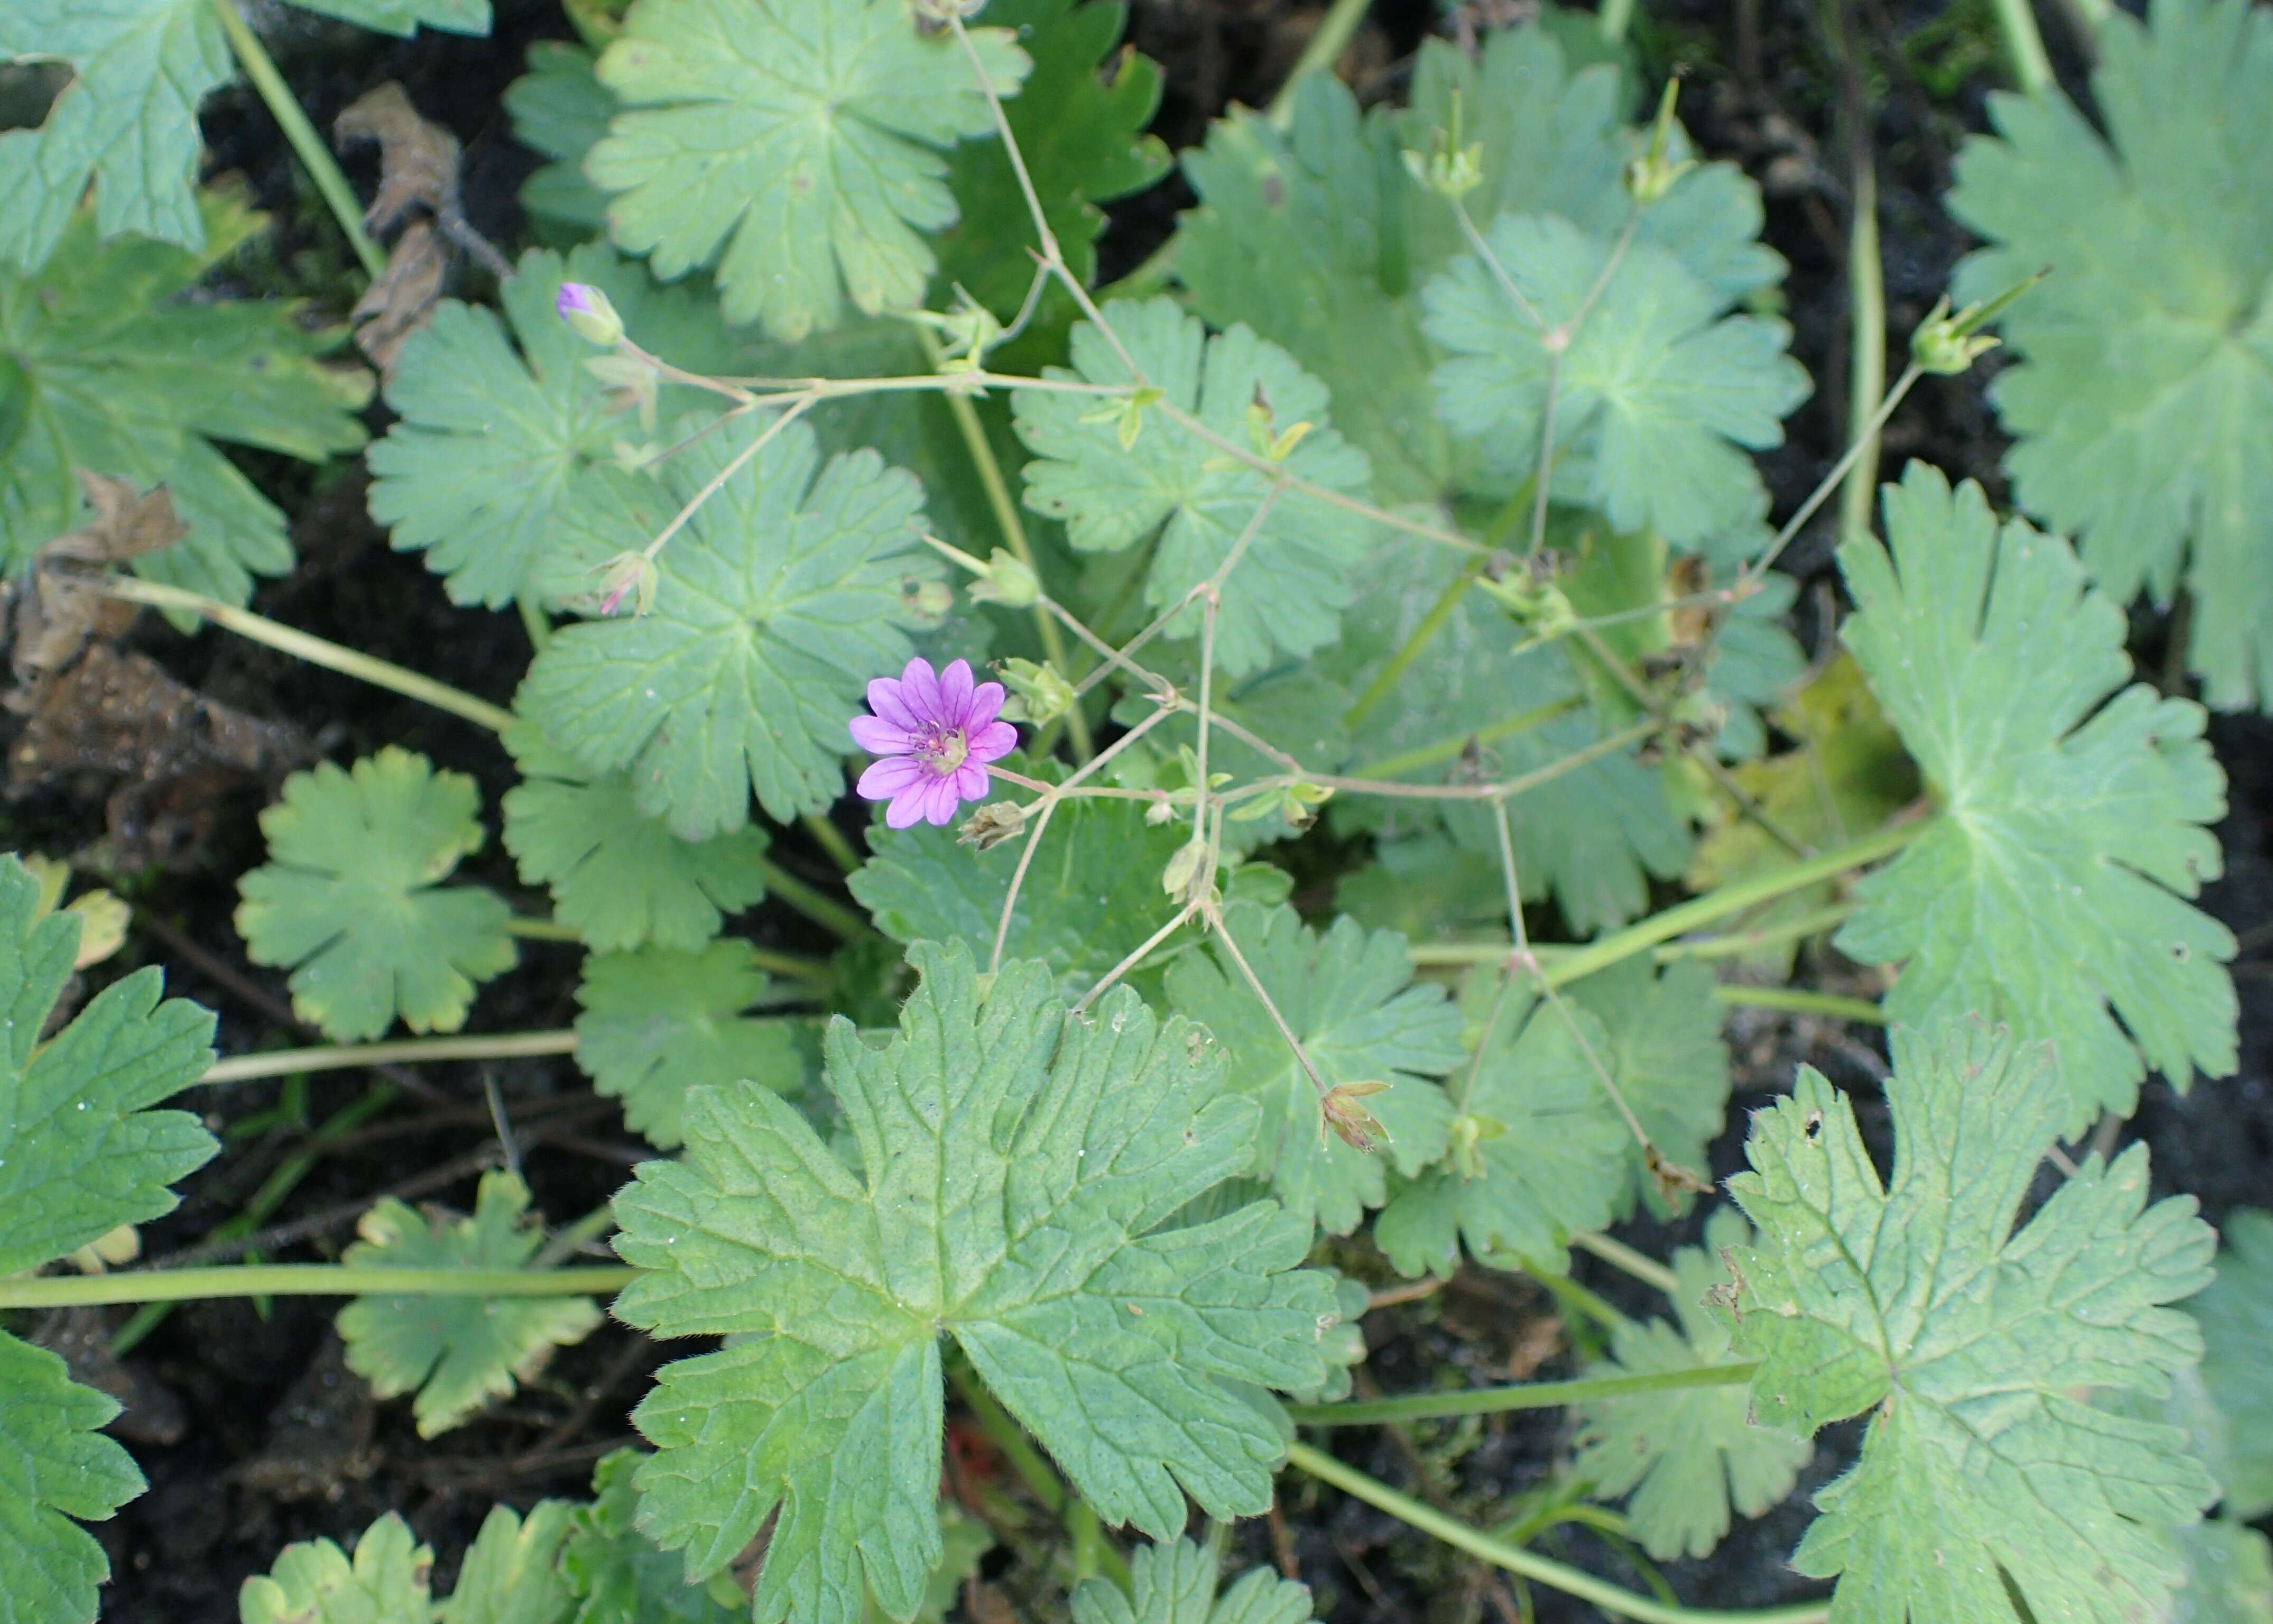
[515,413,938,837]
[572,942,808,1150]
[0,1333,147,1624]
[440,1502,577,1624]
[502,722,770,954]
[238,1513,432,1624]
[847,758,1188,996]
[0,195,369,595]
[1572,1206,1810,1560]
[234,749,517,1043]
[2194,1208,2273,1519]
[365,243,734,608]
[1422,213,1808,548]
[1013,297,1380,677]
[1948,0,2273,709]
[335,1171,601,1438]
[2168,1519,2273,1624]
[0,854,216,1278]
[862,1503,991,1624]
[1328,538,1690,936]
[504,42,613,232]
[1071,1538,1318,1624]
[588,0,1031,339]
[1173,30,1784,506]
[609,942,1347,1624]
[1560,956,1729,1214]
[561,1451,743,1624]
[0,0,485,272]
[1163,901,1461,1237]
[1721,1021,2219,1624]
[1834,464,2237,1130]
[1374,970,1629,1276]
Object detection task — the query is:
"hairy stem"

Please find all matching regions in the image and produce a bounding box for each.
[1285,1361,1754,1426]
[1712,984,1885,1025]
[3,1265,637,1310]
[1838,113,1886,552]
[210,0,386,279]
[1570,1230,1681,1296]
[802,813,862,876]
[204,1031,580,1086]
[1283,1443,1830,1624]
[100,576,516,732]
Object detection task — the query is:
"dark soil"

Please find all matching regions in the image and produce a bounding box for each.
[14,1,2265,1620]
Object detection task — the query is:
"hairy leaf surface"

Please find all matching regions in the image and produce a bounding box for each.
[337,1171,603,1437]
[1573,1206,1809,1560]
[235,749,516,1042]
[516,413,937,836]
[609,942,1346,1624]
[1721,1021,2219,1624]
[0,1335,150,1624]
[366,244,732,607]
[1948,0,2273,708]
[1013,298,1379,676]
[562,1451,744,1624]
[1835,464,2235,1129]
[0,196,368,594]
[1163,901,1461,1236]
[502,722,770,953]
[573,942,808,1150]
[587,0,1030,338]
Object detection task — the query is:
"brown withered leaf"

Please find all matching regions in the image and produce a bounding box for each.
[349,216,448,375]
[7,473,183,688]
[333,81,461,234]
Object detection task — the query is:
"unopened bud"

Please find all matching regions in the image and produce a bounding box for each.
[1402,89,1483,199]
[1161,837,1209,905]
[1448,1112,1505,1181]
[958,801,1027,851]
[1909,271,2044,375]
[1318,1079,1393,1152]
[997,657,1074,726]
[969,548,1039,608]
[556,281,624,347]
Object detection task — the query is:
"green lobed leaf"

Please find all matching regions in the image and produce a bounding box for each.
[561,1451,744,1624]
[847,756,1189,997]
[587,0,1031,339]
[238,1512,433,1624]
[933,0,1167,325]
[1720,1020,2219,1624]
[1374,968,1629,1277]
[441,1502,578,1624]
[234,749,517,1044]
[505,42,614,233]
[1070,1537,1319,1624]
[515,412,938,837]
[1171,30,1785,508]
[1560,956,1730,1215]
[1421,213,1808,548]
[1948,0,2273,709]
[0,195,369,596]
[502,721,770,954]
[1328,537,1690,936]
[336,1170,603,1438]
[609,941,1347,1624]
[0,1334,148,1624]
[1162,901,1461,1237]
[1012,297,1380,677]
[2168,1518,2273,1624]
[0,0,485,272]
[572,941,808,1150]
[2193,1208,2273,1520]
[366,243,735,609]
[1834,463,2237,1131]
[1572,1206,1810,1561]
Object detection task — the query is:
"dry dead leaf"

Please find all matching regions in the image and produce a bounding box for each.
[349,217,449,376]
[334,81,461,234]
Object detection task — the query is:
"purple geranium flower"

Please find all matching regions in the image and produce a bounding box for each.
[851,658,1018,828]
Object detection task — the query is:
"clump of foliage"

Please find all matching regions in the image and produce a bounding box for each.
[2,2,2267,1624]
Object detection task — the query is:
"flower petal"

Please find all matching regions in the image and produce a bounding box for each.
[965,681,1006,729]
[937,659,975,725]
[899,657,943,724]
[921,776,964,825]
[885,788,929,829]
[849,715,914,754]
[953,762,990,803]
[968,721,1019,763]
[867,677,919,731]
[858,757,928,800]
